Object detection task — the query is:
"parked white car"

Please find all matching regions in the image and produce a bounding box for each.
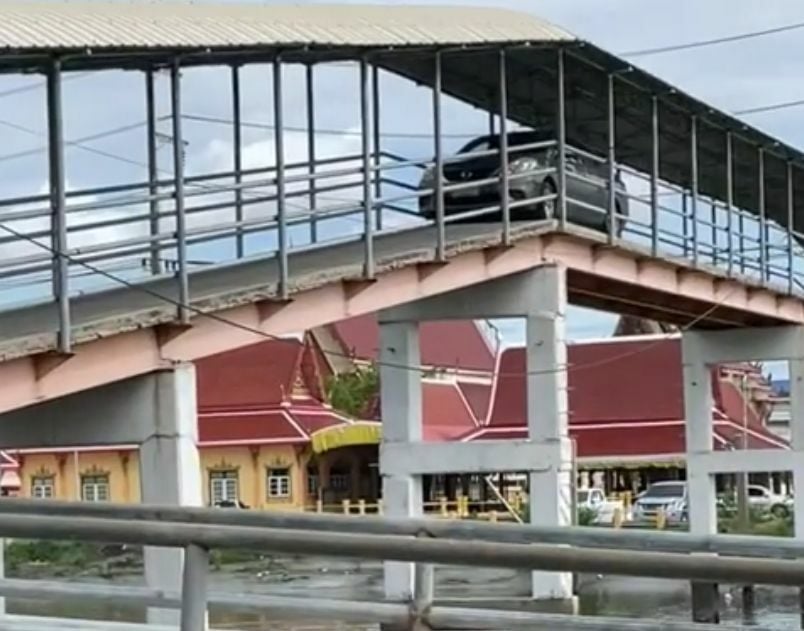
[747,485,792,517]
[632,481,687,524]
[577,488,624,525]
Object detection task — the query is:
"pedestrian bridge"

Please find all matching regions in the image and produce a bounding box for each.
[1,2,804,629]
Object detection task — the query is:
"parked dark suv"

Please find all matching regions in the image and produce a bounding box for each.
[418,131,628,235]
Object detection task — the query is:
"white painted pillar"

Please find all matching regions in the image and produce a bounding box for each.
[139,363,203,625]
[526,266,573,601]
[379,320,423,602]
[789,353,804,539]
[681,351,716,535]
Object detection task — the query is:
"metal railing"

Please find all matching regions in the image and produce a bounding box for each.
[0,499,798,630]
[2,130,803,351]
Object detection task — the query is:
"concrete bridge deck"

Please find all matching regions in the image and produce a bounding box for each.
[1,221,802,415]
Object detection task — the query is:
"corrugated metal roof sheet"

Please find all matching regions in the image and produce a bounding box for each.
[0,2,574,51]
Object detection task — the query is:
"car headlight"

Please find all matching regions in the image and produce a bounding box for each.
[420,166,436,189]
[507,156,540,175]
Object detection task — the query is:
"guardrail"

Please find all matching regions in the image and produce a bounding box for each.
[0,499,797,630]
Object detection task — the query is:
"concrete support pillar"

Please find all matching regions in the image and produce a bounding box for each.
[379,320,423,603]
[139,363,203,626]
[525,267,573,601]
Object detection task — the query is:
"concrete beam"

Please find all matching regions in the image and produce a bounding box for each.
[0,371,162,448]
[379,265,565,322]
[380,440,568,477]
[682,326,804,364]
[688,450,795,475]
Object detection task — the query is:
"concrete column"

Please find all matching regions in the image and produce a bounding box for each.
[681,336,718,623]
[525,266,573,601]
[139,363,203,626]
[379,320,423,603]
[789,354,804,539]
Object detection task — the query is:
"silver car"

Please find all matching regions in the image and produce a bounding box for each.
[419,131,629,235]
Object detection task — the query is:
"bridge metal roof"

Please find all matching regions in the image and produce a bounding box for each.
[0,2,801,230]
[0,2,572,50]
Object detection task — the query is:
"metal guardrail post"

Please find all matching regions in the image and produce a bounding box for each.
[726,132,734,277]
[433,50,446,261]
[306,63,318,244]
[690,115,699,266]
[372,63,383,232]
[180,544,209,631]
[650,95,659,256]
[787,161,795,294]
[170,58,190,324]
[360,55,375,279]
[498,48,511,245]
[47,57,71,354]
[273,55,289,299]
[556,48,567,229]
[232,65,245,259]
[412,534,434,630]
[145,68,162,275]
[758,147,767,281]
[606,73,616,245]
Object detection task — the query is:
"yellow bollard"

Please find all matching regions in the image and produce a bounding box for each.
[656,509,666,530]
[377,499,383,515]
[489,510,498,523]
[439,497,448,517]
[612,507,624,529]
[358,499,366,515]
[462,496,470,518]
[316,499,323,514]
[342,499,351,515]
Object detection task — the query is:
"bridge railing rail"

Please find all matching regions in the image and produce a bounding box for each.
[0,499,800,630]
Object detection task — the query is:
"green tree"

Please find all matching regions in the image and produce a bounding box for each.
[326,365,379,418]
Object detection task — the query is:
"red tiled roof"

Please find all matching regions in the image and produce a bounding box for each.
[457,381,492,424]
[489,338,684,427]
[330,314,495,373]
[199,410,307,445]
[196,338,303,410]
[423,381,479,441]
[292,410,350,435]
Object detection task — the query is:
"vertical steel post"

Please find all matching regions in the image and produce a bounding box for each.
[726,133,734,278]
[682,193,689,257]
[650,95,659,256]
[232,65,244,258]
[305,63,317,244]
[372,63,382,231]
[788,161,795,294]
[710,201,717,265]
[170,59,190,324]
[179,544,209,631]
[488,108,495,136]
[498,48,511,244]
[758,147,767,281]
[273,56,289,299]
[360,56,375,279]
[606,73,616,244]
[145,69,161,275]
[556,48,567,229]
[433,50,446,261]
[690,115,699,266]
[47,58,70,354]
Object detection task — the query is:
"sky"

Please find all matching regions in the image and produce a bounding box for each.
[2,0,804,353]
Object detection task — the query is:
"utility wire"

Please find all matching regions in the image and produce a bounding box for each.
[0,211,741,378]
[734,98,804,117]
[620,20,804,57]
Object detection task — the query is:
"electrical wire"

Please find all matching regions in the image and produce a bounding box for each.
[620,20,804,58]
[734,98,804,117]
[0,211,745,378]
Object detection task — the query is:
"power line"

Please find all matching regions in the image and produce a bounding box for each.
[621,20,804,57]
[0,211,738,378]
[0,72,93,100]
[733,98,804,116]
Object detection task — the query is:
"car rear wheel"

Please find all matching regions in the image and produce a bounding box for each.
[771,503,790,518]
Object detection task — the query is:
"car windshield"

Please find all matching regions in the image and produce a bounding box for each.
[577,490,589,503]
[642,484,685,498]
[458,131,551,154]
